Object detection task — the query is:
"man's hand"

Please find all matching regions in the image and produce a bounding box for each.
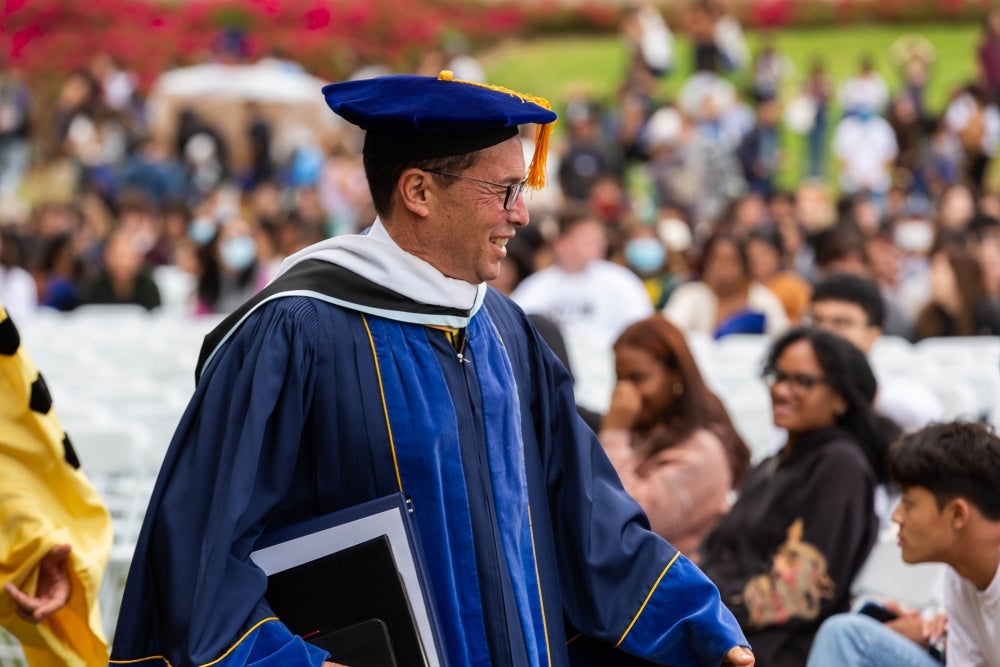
[5,544,73,623]
[322,663,348,667]
[722,645,755,666]
[883,605,925,645]
[883,601,947,649]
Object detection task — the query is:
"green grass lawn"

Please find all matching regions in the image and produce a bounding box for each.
[483,22,980,116]
[482,22,984,190]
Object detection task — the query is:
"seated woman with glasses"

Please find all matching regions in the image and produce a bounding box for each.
[698,327,901,667]
[599,315,751,556]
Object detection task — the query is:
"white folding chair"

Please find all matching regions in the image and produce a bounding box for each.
[710,375,780,464]
[851,527,946,610]
[0,628,26,667]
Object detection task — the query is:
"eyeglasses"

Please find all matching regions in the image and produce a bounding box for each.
[425,170,527,211]
[803,314,870,332]
[762,368,830,394]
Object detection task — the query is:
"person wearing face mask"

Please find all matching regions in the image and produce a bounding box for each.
[187,215,218,246]
[194,217,263,315]
[623,226,678,309]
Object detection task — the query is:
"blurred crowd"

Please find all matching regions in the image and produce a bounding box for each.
[0,2,999,348]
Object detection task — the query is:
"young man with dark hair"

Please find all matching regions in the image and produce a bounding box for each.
[808,272,942,433]
[807,421,1000,666]
[810,272,886,348]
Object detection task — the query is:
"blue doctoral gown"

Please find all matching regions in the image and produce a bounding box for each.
[109,261,746,667]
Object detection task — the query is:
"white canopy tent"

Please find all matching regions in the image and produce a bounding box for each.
[147,59,350,172]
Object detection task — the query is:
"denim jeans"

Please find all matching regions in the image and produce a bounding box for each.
[806,614,943,667]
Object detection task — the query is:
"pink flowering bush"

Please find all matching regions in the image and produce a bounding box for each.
[3,0,618,93]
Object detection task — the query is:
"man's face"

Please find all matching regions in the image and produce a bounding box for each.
[555,219,606,273]
[892,486,955,565]
[425,136,528,284]
[808,300,879,354]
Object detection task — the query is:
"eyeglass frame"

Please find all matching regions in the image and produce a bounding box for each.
[761,367,831,395]
[802,313,873,332]
[425,170,528,211]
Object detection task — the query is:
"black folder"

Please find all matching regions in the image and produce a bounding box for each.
[250,494,448,667]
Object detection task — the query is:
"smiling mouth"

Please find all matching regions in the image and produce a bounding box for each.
[490,237,509,248]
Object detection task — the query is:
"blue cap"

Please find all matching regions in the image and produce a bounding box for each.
[322,71,557,188]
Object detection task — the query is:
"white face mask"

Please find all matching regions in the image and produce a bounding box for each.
[188,218,217,245]
[625,237,667,274]
[893,220,935,254]
[220,235,257,271]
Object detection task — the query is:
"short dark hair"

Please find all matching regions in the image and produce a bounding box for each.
[698,232,749,278]
[556,206,600,237]
[812,223,868,270]
[363,146,479,219]
[888,421,1000,521]
[747,226,784,256]
[811,272,886,328]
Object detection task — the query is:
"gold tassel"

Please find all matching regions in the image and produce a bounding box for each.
[528,122,552,190]
[438,70,555,189]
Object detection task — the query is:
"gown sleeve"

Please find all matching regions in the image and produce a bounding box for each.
[109,301,330,667]
[521,314,749,667]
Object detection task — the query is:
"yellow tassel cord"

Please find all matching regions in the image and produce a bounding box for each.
[438,70,555,189]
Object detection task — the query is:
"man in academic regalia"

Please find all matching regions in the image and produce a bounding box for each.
[110,72,754,667]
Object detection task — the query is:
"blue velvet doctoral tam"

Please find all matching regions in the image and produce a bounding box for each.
[110,274,747,667]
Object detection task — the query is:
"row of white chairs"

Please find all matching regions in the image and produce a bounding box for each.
[13,308,222,646]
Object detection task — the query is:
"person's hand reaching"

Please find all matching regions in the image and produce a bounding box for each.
[5,544,73,623]
[722,645,755,666]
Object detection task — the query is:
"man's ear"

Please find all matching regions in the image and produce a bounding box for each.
[398,168,432,218]
[948,497,972,531]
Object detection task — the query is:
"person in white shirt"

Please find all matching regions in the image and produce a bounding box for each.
[832,109,899,197]
[839,56,890,116]
[807,421,1000,667]
[511,210,653,349]
[511,211,653,412]
[0,231,37,323]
